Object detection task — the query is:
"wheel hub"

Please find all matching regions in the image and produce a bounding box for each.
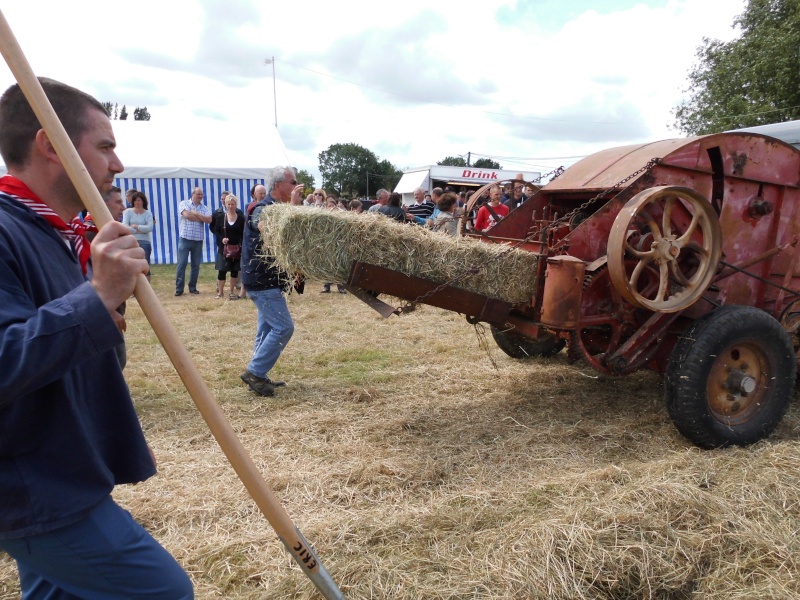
[707,344,767,424]
[653,237,680,262]
[726,369,757,395]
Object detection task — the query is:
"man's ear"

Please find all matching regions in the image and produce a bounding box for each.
[34,129,61,165]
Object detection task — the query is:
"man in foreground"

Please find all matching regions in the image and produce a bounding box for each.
[240,166,303,396]
[0,78,192,598]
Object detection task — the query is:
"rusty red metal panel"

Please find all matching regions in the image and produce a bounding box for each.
[344,132,800,387]
[544,138,699,191]
[697,133,800,187]
[347,261,513,323]
[482,196,538,240]
[540,256,586,330]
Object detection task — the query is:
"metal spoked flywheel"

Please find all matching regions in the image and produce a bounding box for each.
[607,186,722,313]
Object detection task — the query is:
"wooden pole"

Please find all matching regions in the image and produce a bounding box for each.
[0,10,344,599]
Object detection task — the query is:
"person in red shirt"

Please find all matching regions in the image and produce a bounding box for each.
[474,185,510,232]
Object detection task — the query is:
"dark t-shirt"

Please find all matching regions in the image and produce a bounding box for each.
[378,205,407,223]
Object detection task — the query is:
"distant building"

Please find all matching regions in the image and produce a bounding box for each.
[393,165,542,204]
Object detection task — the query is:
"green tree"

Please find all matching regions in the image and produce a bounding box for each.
[474,158,502,169]
[673,0,800,134]
[438,156,467,167]
[102,102,153,121]
[102,102,119,119]
[296,169,315,195]
[318,143,385,197]
[368,159,403,196]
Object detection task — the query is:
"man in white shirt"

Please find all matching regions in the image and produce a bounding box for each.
[175,187,212,296]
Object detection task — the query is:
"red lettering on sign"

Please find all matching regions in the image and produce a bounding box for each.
[461,170,500,180]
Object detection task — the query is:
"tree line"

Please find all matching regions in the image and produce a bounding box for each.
[308,143,503,198]
[102,102,151,121]
[673,0,799,134]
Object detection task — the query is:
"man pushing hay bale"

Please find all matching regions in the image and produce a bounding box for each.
[259,204,539,304]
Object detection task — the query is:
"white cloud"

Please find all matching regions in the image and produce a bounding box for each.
[0,0,746,185]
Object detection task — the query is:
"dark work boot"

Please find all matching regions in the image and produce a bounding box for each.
[240,371,275,397]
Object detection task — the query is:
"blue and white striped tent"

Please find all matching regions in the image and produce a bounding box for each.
[114,166,266,264]
[0,163,268,264]
[0,116,290,264]
[110,118,289,264]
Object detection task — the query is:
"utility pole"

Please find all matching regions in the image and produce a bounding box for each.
[467,152,471,167]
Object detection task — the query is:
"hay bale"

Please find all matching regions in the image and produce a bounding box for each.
[259,205,538,303]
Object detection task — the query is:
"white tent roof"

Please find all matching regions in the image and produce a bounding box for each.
[394,169,430,194]
[110,117,290,179]
[1,116,291,179]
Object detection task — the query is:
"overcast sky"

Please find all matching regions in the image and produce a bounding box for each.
[0,0,746,186]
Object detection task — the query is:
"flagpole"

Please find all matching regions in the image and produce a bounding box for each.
[264,56,277,128]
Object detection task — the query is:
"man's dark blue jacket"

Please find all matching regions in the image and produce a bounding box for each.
[0,191,155,539]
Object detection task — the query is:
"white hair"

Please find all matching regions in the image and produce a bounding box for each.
[265,165,297,192]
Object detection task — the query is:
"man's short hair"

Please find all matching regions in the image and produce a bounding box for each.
[265,165,297,192]
[375,188,388,199]
[431,187,443,198]
[0,77,107,169]
[109,185,121,194]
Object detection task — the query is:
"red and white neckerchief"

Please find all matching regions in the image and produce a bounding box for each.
[0,174,96,275]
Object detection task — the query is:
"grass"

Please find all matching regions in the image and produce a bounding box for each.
[2,263,800,599]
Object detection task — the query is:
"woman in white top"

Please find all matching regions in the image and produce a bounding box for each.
[122,191,155,281]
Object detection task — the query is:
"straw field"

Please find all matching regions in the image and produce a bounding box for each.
[2,263,800,599]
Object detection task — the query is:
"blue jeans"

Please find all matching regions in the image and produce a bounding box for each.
[175,238,203,293]
[246,287,294,378]
[0,496,193,600]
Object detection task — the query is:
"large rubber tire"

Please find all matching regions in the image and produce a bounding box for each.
[490,325,566,359]
[665,305,796,448]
